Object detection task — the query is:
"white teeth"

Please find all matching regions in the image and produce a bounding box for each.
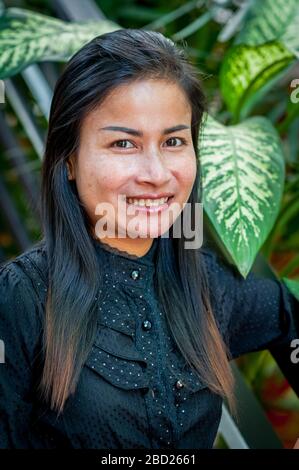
[127,197,169,207]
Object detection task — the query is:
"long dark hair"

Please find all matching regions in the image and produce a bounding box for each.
[39,28,236,417]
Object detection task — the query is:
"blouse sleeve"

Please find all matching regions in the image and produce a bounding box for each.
[0,260,44,448]
[202,248,299,361]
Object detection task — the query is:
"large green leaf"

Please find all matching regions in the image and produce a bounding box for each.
[282,278,299,301]
[236,0,299,51]
[200,114,285,277]
[281,6,299,58]
[220,41,293,121]
[220,0,299,120]
[0,8,121,79]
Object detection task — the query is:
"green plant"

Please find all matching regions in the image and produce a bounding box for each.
[1,0,299,449]
[1,2,298,283]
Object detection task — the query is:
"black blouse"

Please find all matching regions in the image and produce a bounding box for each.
[0,236,298,449]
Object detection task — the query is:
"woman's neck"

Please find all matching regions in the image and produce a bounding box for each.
[94,236,154,257]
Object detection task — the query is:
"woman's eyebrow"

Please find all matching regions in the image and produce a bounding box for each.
[98,124,190,137]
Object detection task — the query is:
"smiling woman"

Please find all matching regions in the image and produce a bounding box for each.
[66,78,197,254]
[0,28,298,450]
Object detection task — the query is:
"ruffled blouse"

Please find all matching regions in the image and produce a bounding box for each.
[0,236,298,449]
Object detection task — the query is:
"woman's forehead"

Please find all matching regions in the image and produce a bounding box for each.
[81,81,192,133]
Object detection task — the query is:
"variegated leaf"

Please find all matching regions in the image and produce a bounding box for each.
[236,0,299,52]
[200,114,285,277]
[220,41,294,120]
[0,8,121,79]
[281,6,299,58]
[220,0,299,120]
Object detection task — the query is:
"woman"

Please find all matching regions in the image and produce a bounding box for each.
[0,29,298,449]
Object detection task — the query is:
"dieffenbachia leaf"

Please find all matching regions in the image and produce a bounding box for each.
[200,114,285,278]
[0,7,121,79]
[220,41,294,121]
[236,0,299,51]
[220,0,299,120]
[282,278,299,301]
[281,6,299,59]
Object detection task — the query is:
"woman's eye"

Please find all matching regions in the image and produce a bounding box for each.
[165,137,187,147]
[111,140,135,149]
[110,137,187,150]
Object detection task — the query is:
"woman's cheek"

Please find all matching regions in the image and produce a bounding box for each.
[179,162,197,192]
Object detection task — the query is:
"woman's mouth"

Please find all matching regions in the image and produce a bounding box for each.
[125,196,174,213]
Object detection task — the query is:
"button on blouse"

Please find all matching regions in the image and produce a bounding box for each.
[142,320,152,331]
[175,380,184,389]
[0,236,298,449]
[130,270,140,280]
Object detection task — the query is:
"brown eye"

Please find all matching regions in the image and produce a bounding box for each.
[111,140,135,149]
[165,137,187,147]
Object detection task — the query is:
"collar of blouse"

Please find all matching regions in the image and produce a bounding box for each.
[91,235,159,290]
[89,235,159,336]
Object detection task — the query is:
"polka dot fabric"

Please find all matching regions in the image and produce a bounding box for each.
[0,237,298,448]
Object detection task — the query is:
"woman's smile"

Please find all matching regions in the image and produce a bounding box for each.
[125,195,175,213]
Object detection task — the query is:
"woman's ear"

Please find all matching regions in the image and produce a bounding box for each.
[66,154,76,180]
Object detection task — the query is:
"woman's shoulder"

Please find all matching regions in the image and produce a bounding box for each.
[0,239,48,309]
[0,241,48,372]
[200,244,240,280]
[199,244,246,329]
[1,238,47,273]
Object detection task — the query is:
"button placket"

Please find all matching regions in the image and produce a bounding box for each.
[172,361,210,441]
[90,236,169,446]
[133,294,174,448]
[97,238,181,448]
[140,294,193,447]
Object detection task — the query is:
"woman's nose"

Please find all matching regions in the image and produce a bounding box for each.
[135,151,172,186]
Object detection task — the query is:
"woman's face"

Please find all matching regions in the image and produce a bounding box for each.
[67,78,197,252]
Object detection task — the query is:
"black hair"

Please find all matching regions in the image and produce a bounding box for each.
[39,28,236,417]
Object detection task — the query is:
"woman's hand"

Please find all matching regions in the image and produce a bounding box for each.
[294,438,299,449]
